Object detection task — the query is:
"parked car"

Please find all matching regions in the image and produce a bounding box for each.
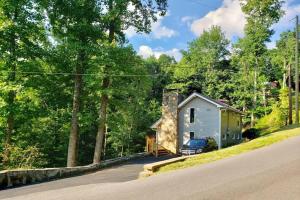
[180,138,208,155]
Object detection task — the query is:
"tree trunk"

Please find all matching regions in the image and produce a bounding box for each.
[6,9,17,141]
[4,16,17,167]
[6,91,15,145]
[288,63,293,124]
[283,59,287,89]
[93,2,115,164]
[262,87,267,116]
[67,51,85,167]
[251,68,257,128]
[93,78,109,164]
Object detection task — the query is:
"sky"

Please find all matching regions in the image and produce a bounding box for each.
[126,0,300,61]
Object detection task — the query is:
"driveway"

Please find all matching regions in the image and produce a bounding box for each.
[2,136,300,200]
[0,155,174,199]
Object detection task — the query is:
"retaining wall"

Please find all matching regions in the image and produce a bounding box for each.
[0,153,148,189]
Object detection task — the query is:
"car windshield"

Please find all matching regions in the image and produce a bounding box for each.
[186,139,206,148]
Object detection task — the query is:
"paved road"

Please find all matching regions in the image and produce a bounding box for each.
[0,155,173,199]
[2,136,300,200]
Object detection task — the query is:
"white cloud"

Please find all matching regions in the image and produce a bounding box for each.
[267,0,300,49]
[190,0,300,40]
[151,17,177,39]
[266,41,276,49]
[181,16,193,23]
[190,0,246,39]
[138,45,182,61]
[273,0,300,31]
[125,13,177,39]
[127,2,135,12]
[124,26,137,38]
[181,16,195,27]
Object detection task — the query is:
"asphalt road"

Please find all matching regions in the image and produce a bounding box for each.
[0,155,173,199]
[2,135,300,200]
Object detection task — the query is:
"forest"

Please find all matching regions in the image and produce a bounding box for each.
[0,0,298,170]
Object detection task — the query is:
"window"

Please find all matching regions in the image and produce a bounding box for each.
[237,120,240,127]
[190,132,195,140]
[232,133,235,139]
[190,108,195,123]
[222,134,226,140]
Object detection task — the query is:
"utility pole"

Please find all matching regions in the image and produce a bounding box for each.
[289,63,293,125]
[295,15,299,124]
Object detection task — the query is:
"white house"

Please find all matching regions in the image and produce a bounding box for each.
[151,90,243,155]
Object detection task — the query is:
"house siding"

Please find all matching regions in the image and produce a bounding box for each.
[178,97,221,148]
[221,110,242,147]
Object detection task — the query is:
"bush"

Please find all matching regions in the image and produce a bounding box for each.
[203,137,218,152]
[0,144,46,170]
[242,128,259,140]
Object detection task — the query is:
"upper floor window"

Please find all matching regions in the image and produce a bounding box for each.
[237,120,240,127]
[190,108,195,123]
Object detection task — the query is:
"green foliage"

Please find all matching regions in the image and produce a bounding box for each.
[0,144,46,170]
[242,128,259,140]
[0,0,294,171]
[170,26,234,100]
[202,137,218,153]
[255,88,289,135]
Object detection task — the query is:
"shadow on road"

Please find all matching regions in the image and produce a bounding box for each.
[0,155,175,199]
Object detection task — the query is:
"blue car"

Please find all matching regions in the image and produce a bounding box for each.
[180,139,207,155]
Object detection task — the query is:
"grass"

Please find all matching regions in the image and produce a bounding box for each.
[156,124,300,174]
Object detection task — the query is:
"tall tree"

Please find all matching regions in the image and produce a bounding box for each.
[93,0,168,164]
[169,26,233,100]
[271,31,296,124]
[0,0,46,165]
[237,0,284,127]
[46,0,104,167]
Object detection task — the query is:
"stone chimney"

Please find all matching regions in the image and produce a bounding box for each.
[159,89,182,154]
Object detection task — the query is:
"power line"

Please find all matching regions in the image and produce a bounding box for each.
[0,70,167,77]
[185,0,219,9]
[0,65,240,78]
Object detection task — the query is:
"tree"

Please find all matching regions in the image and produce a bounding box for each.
[271,31,296,124]
[144,55,175,102]
[0,0,46,166]
[170,26,233,100]
[236,0,284,127]
[93,0,168,164]
[46,0,104,167]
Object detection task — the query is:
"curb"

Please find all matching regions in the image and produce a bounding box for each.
[139,155,196,178]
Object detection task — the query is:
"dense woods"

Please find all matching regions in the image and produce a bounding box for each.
[0,0,298,170]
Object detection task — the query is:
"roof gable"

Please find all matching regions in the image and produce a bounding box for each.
[178,92,243,115]
[178,92,222,109]
[150,118,162,129]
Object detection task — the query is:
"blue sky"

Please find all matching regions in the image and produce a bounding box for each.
[126,0,300,61]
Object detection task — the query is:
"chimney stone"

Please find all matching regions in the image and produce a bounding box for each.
[159,89,181,154]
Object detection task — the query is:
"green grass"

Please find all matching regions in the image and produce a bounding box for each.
[157,125,300,174]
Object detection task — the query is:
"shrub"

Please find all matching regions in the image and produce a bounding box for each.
[0,144,46,170]
[242,128,259,140]
[203,137,218,152]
